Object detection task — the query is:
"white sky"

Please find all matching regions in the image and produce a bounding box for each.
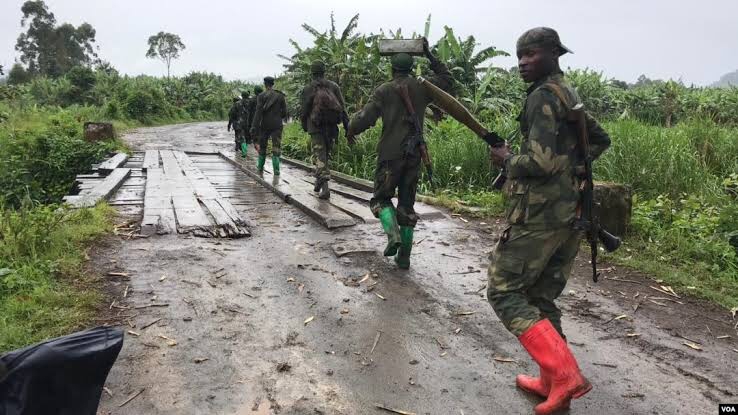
[1,0,736,85]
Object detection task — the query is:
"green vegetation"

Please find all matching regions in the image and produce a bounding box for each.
[0,203,112,352]
[278,15,738,308]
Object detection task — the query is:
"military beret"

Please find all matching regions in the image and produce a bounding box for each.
[264,76,275,86]
[311,60,326,74]
[391,53,414,71]
[516,27,572,56]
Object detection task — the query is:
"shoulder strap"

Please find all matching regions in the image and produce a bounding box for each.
[542,81,580,122]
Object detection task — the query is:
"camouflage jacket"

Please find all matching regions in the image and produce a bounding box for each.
[236,99,251,131]
[300,77,348,134]
[250,89,287,135]
[348,59,452,162]
[228,101,240,130]
[504,72,611,229]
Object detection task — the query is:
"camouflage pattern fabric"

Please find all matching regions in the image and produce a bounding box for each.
[250,89,287,137]
[310,129,337,181]
[369,156,422,227]
[487,71,611,338]
[236,99,252,143]
[228,100,242,149]
[257,127,282,157]
[487,225,581,337]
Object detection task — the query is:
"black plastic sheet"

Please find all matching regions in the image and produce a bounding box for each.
[0,326,124,415]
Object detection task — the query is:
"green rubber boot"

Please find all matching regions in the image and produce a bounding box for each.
[257,155,266,173]
[395,226,414,269]
[272,155,281,176]
[240,142,248,158]
[378,207,401,257]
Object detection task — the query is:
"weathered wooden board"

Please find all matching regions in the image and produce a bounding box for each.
[98,153,129,174]
[219,151,355,229]
[140,168,176,236]
[142,150,159,171]
[64,168,131,208]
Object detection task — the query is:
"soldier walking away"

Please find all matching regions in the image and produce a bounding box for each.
[237,91,252,158]
[347,39,451,269]
[245,85,263,155]
[486,27,611,414]
[300,60,349,199]
[227,96,241,151]
[250,77,287,175]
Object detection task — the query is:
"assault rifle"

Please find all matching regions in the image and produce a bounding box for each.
[570,103,622,282]
[396,84,434,189]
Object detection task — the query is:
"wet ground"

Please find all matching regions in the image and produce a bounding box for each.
[97,122,737,415]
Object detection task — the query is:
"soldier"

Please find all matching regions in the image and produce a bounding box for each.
[237,91,252,158]
[300,60,349,199]
[227,96,241,151]
[347,39,451,269]
[486,27,611,414]
[246,85,264,150]
[250,77,287,175]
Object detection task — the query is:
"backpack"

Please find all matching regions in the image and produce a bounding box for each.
[310,81,343,126]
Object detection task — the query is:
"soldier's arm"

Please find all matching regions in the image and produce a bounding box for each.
[348,88,383,136]
[300,87,311,131]
[425,54,453,93]
[280,94,288,121]
[250,96,263,135]
[585,112,611,160]
[334,84,350,130]
[506,89,564,179]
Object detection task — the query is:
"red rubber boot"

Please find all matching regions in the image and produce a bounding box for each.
[516,370,550,398]
[518,319,591,415]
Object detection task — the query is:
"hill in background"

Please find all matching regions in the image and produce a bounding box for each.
[712,69,738,87]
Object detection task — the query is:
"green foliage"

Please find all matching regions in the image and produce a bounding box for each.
[146,32,186,78]
[15,1,99,78]
[0,203,112,352]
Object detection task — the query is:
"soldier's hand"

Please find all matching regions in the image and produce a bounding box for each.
[422,37,433,58]
[489,143,512,168]
[346,134,356,146]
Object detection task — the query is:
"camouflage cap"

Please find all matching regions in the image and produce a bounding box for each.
[310,60,326,74]
[254,85,264,94]
[516,27,573,56]
[391,53,414,71]
[264,76,275,86]
[241,90,250,97]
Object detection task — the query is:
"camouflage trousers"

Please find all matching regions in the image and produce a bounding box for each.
[257,127,282,157]
[310,128,337,181]
[234,129,243,150]
[369,156,421,227]
[487,225,581,338]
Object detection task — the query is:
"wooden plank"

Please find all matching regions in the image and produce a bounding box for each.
[98,153,129,174]
[219,151,355,229]
[142,150,159,171]
[160,150,211,234]
[140,168,175,236]
[66,168,131,208]
[174,151,250,237]
[281,156,374,192]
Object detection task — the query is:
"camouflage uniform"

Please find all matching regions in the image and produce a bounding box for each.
[301,67,348,183]
[487,73,611,337]
[348,54,452,227]
[250,83,287,158]
[227,98,241,151]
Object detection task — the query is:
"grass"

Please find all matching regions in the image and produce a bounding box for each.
[281,117,738,309]
[0,203,114,352]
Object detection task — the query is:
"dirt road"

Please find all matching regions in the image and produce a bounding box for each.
[97,122,736,415]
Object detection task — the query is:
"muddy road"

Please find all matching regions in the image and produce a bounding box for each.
[96,122,736,415]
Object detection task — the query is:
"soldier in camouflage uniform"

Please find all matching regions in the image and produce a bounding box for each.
[300,60,349,199]
[347,39,451,269]
[245,85,263,151]
[486,28,611,415]
[250,77,287,175]
[236,91,252,157]
[227,96,241,151]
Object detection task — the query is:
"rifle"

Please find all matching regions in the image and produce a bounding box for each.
[417,76,507,189]
[396,83,434,189]
[570,103,622,282]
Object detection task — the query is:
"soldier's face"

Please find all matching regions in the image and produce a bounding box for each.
[517,46,554,83]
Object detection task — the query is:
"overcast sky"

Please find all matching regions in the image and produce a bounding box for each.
[2,0,736,86]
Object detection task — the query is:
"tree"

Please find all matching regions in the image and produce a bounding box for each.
[14,0,99,78]
[146,32,186,78]
[8,63,32,85]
